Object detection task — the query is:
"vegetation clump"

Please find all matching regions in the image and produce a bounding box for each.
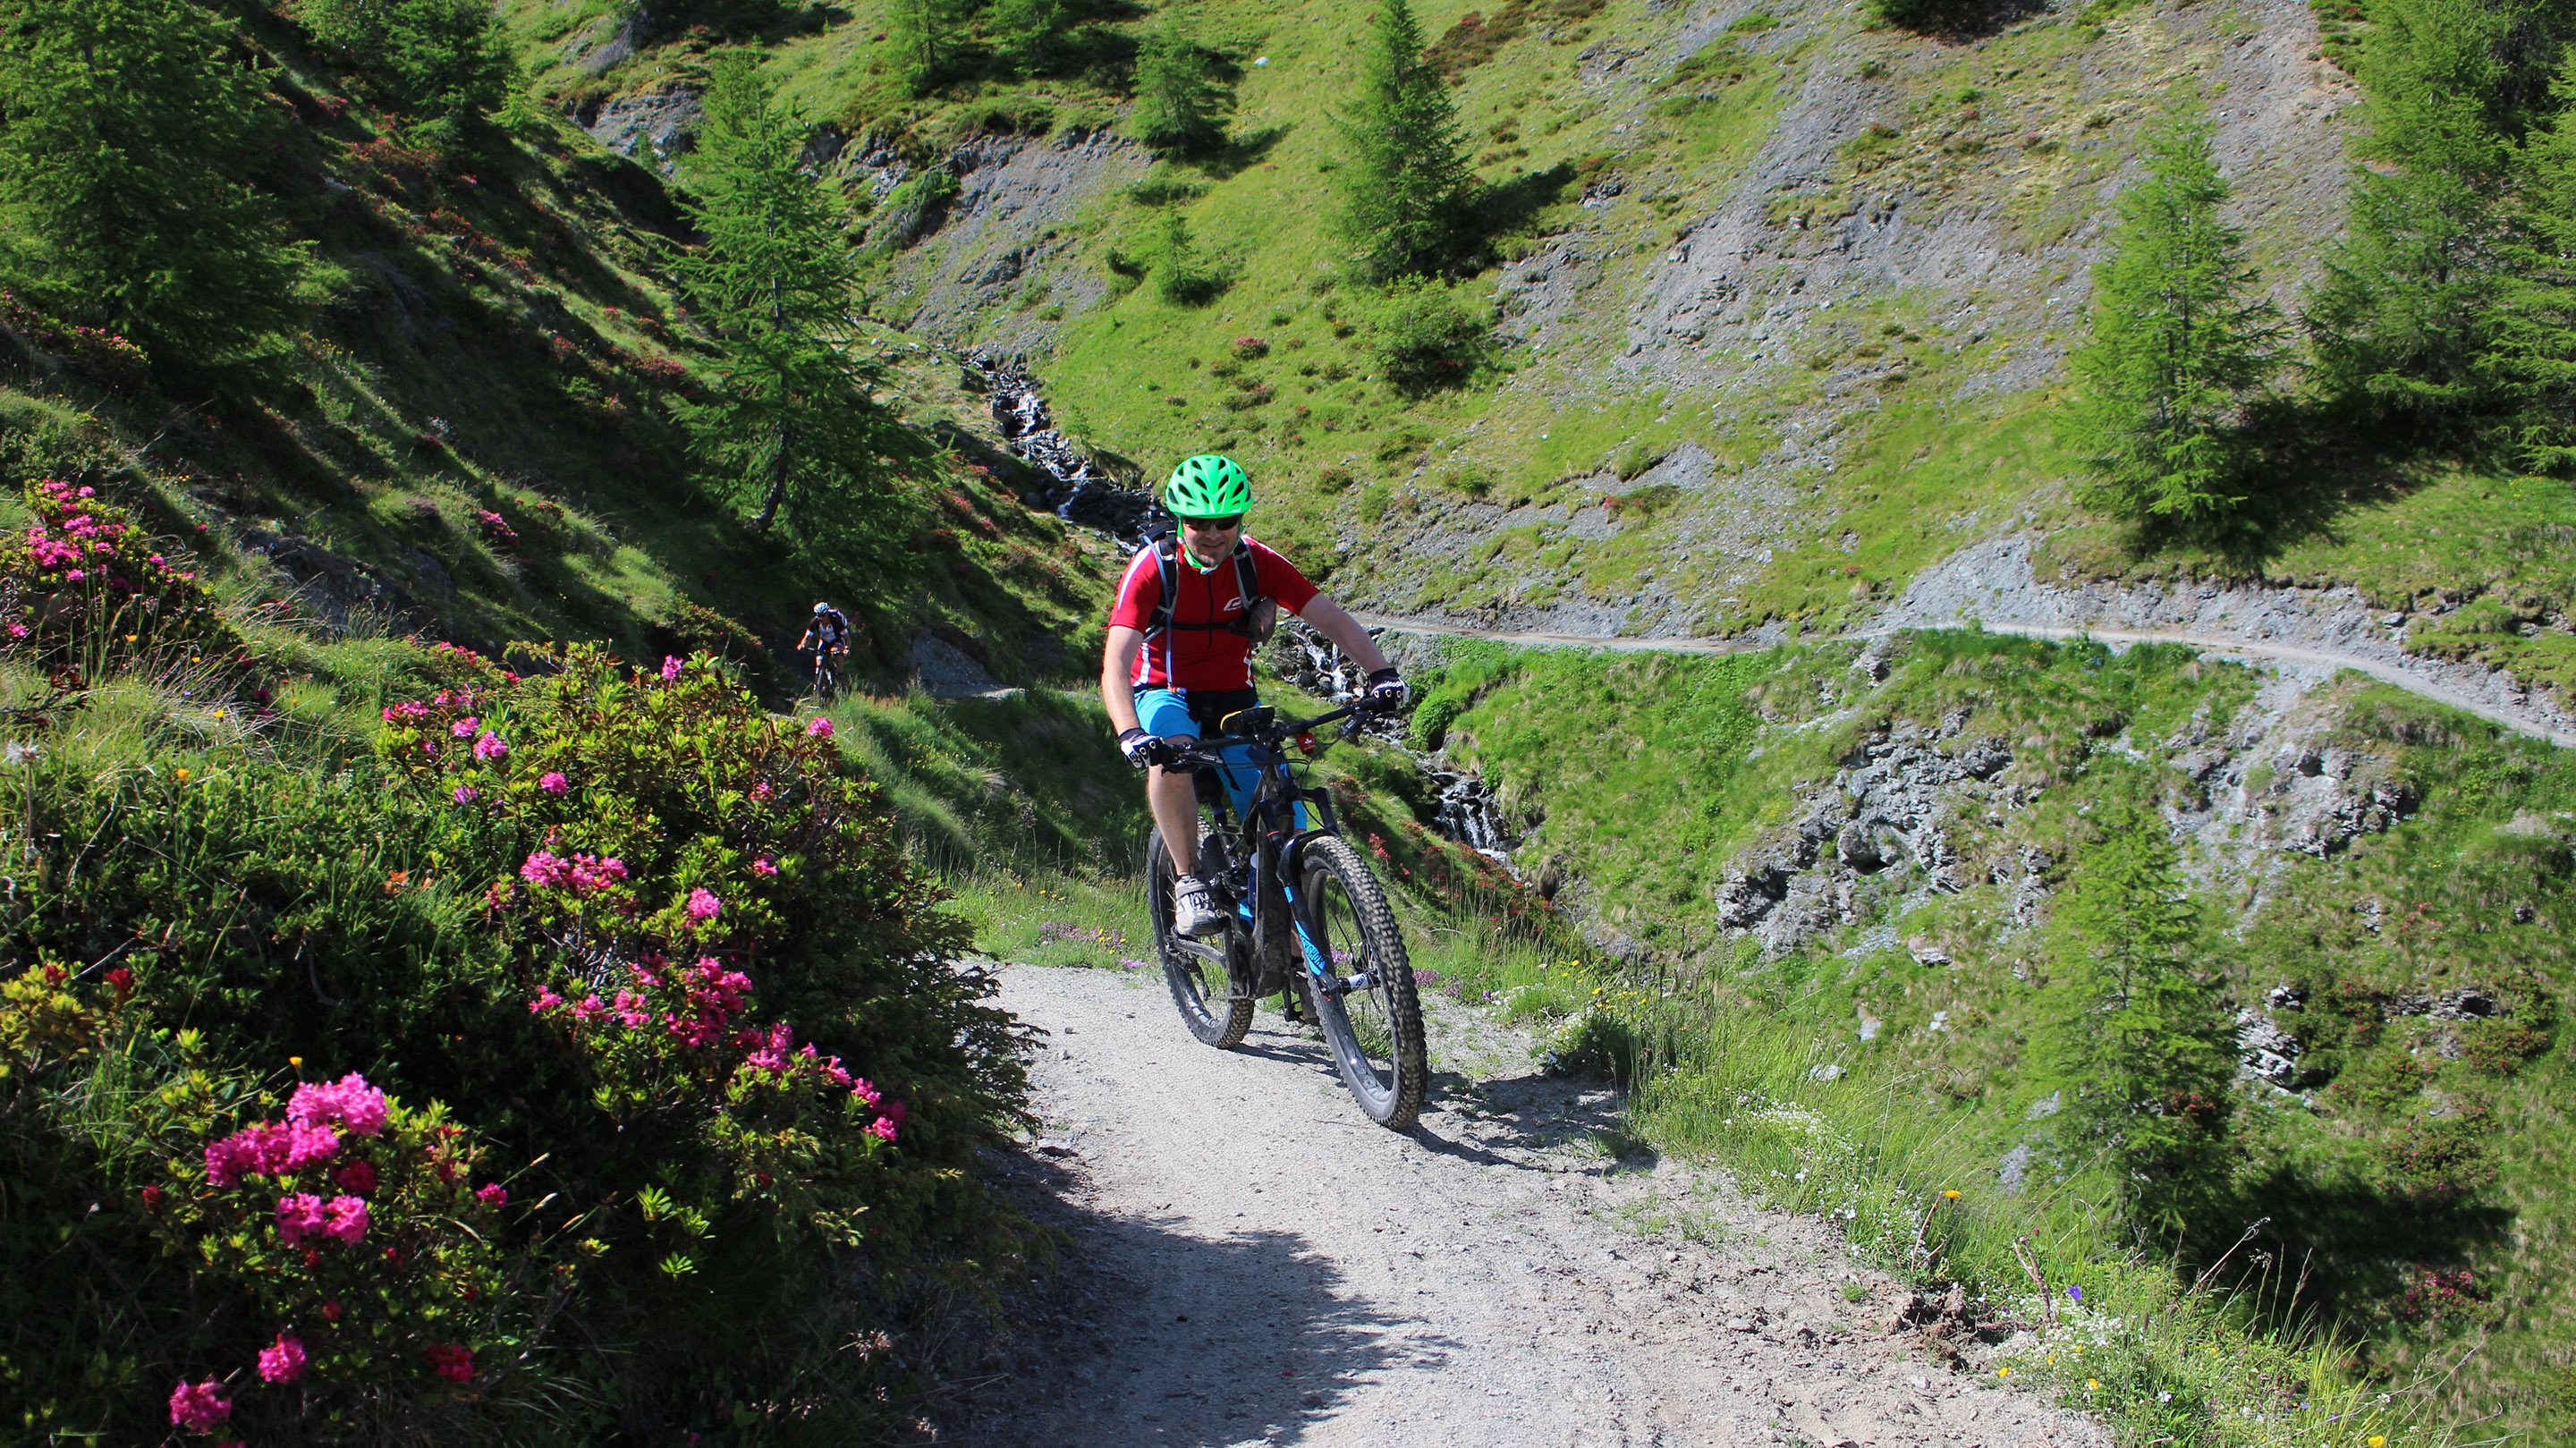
[0,628,1025,1440]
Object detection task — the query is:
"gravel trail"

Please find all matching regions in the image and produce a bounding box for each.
[942,963,2107,1448]
[1352,572,2576,751]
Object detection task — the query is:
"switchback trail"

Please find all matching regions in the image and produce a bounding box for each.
[1350,610,2576,751]
[939,963,2106,1448]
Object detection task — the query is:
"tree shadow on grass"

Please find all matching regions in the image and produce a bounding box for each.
[2092,401,2476,579]
[2214,1165,2514,1344]
[1194,123,1294,181]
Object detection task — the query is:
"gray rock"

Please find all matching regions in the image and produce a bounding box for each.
[2235,1007,2302,1088]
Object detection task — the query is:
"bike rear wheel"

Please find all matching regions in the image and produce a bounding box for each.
[1297,834,1426,1129]
[1148,826,1251,1048]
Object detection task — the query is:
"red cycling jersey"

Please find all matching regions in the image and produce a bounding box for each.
[1109,536,1320,691]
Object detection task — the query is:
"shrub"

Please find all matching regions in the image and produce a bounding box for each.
[1231,334,1270,360]
[1364,277,1492,395]
[2,478,255,688]
[0,642,1025,1440]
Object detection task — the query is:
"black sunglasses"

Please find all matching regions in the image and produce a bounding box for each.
[1183,514,1243,530]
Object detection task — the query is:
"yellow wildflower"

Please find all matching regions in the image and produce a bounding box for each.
[1942,1189,1962,1200]
[2086,1378,2099,1391]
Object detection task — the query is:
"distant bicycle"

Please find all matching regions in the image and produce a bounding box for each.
[805,646,843,699]
[1146,697,1427,1129]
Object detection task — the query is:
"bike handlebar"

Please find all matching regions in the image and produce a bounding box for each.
[1157,700,1390,770]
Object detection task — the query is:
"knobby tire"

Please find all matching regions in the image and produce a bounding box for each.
[1148,826,1252,1048]
[1298,834,1426,1129]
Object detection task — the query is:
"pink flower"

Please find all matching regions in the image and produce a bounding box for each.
[275,1191,330,1244]
[472,731,507,761]
[686,887,721,922]
[5,624,24,639]
[750,781,774,801]
[450,716,479,738]
[75,486,92,498]
[806,716,834,738]
[453,785,478,804]
[572,993,606,1022]
[424,1342,475,1383]
[288,1073,389,1138]
[324,1194,369,1244]
[476,1182,508,1207]
[529,985,564,1014]
[751,856,777,876]
[64,569,83,581]
[661,655,684,681]
[258,1332,308,1384]
[203,1121,341,1185]
[851,1077,882,1107]
[168,1378,230,1431]
[868,1114,900,1143]
[333,1159,377,1193]
[744,1020,792,1072]
[539,770,567,794]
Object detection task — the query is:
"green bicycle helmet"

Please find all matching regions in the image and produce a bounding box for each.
[1162,454,1253,520]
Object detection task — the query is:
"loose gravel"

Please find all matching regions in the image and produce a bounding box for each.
[935,962,2108,1448]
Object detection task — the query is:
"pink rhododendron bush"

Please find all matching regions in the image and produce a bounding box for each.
[0,641,1029,1443]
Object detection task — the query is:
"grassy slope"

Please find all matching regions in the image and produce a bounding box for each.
[0,2,1119,706]
[1397,630,2576,1441]
[527,0,2576,711]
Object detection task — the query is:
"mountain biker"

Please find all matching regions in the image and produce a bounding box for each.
[1102,454,1406,938]
[801,601,852,666]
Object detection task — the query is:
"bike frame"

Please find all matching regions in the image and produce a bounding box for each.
[1164,705,1387,1002]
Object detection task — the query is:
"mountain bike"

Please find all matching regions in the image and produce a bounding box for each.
[806,646,843,699]
[1147,700,1428,1129]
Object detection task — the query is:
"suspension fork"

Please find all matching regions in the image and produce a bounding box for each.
[1275,829,1378,998]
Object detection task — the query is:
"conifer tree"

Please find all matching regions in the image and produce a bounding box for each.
[2305,0,2538,418]
[1329,0,1475,284]
[673,51,897,545]
[2488,62,2576,470]
[2041,791,2237,1234]
[2067,119,2280,528]
[0,0,306,381]
[993,0,1070,76]
[885,0,958,97]
[1129,19,1231,155]
[1152,207,1220,304]
[296,0,514,150]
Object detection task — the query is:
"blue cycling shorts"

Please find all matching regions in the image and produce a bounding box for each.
[1135,687,1263,819]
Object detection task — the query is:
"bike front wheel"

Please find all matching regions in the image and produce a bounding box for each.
[1297,835,1426,1129]
[1148,826,1252,1048]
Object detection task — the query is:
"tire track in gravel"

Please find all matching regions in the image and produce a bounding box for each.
[937,963,2107,1448]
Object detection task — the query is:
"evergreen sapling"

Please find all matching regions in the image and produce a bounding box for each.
[671,52,901,547]
[2068,117,2280,528]
[1129,20,1232,156]
[1330,0,1477,284]
[2040,791,2238,1237]
[0,0,307,384]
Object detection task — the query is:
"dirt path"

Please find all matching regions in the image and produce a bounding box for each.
[1351,609,2576,751]
[939,963,2106,1448]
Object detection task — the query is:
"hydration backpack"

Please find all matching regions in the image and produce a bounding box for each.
[1145,532,1277,644]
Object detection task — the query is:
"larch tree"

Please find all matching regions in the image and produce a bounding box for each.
[2039,789,2238,1236]
[2067,117,2281,528]
[1329,0,1475,284]
[1128,16,1231,155]
[672,51,899,547]
[0,0,306,383]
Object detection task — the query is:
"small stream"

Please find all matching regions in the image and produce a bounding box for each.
[966,350,1528,868]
